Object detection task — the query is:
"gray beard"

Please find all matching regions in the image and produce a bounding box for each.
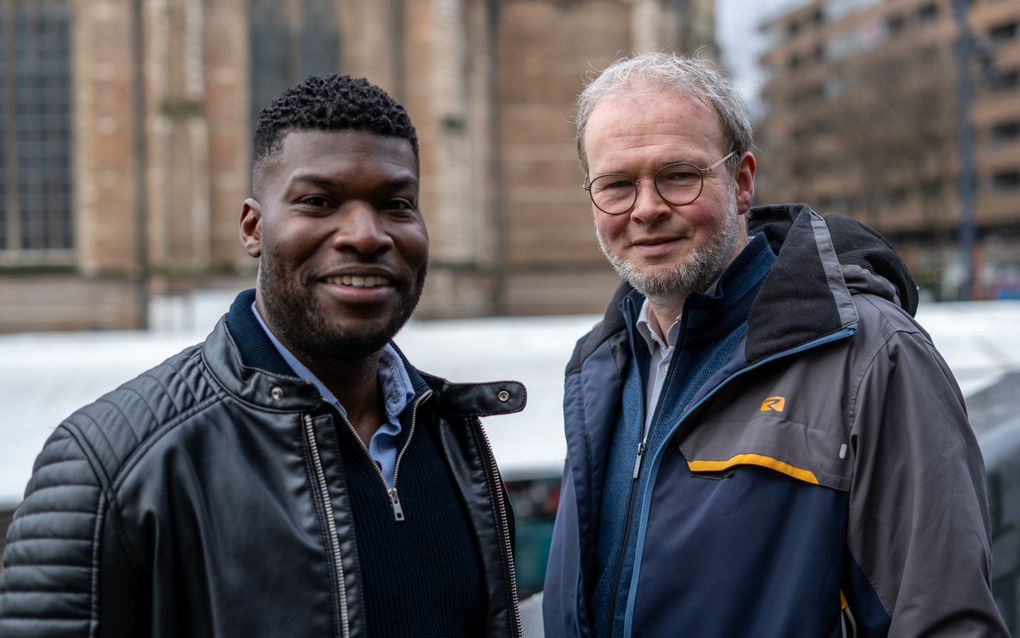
[596,210,744,304]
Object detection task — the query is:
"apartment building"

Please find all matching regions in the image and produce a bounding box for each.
[758,0,1020,300]
[0,0,716,332]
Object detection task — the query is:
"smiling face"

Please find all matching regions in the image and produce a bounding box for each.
[583,86,755,303]
[241,129,428,361]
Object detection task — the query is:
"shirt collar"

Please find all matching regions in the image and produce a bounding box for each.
[250,302,416,419]
[635,298,682,357]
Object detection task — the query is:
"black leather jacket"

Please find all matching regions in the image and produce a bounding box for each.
[0,308,526,637]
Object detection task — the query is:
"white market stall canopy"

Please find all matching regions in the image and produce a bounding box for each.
[2,296,1019,507]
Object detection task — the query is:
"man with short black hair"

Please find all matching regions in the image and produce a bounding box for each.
[543,52,1006,637]
[0,74,524,637]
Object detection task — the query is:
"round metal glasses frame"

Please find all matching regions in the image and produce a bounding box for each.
[582,150,736,215]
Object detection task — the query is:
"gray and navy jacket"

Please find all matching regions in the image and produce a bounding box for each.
[543,204,1007,637]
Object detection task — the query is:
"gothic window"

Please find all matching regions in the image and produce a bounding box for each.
[0,0,73,264]
[249,0,341,130]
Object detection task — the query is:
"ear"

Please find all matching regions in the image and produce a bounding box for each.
[734,151,757,215]
[240,198,263,258]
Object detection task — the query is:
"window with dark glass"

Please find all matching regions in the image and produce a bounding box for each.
[920,179,942,202]
[992,120,1020,140]
[249,0,341,135]
[991,170,1020,190]
[886,14,905,34]
[917,3,938,22]
[0,0,73,263]
[989,21,1019,43]
[995,69,1020,91]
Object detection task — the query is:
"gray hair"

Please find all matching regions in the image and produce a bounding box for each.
[575,52,753,175]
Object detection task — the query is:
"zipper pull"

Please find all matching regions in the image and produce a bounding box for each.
[388,488,405,522]
[632,440,646,479]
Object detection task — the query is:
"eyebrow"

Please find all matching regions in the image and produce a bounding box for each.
[591,160,692,177]
[287,174,336,190]
[591,155,728,178]
[287,173,419,191]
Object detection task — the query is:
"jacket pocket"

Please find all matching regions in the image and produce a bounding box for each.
[678,414,851,492]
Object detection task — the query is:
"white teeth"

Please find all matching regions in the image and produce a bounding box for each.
[328,275,390,288]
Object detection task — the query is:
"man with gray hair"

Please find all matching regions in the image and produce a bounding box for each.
[543,52,1006,637]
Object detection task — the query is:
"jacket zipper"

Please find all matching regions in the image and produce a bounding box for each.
[338,390,433,522]
[841,605,858,638]
[603,470,641,638]
[473,416,523,638]
[605,432,653,638]
[303,414,351,638]
[605,334,681,638]
[603,310,687,638]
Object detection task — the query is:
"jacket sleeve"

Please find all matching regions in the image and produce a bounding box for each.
[844,325,1009,636]
[0,425,134,637]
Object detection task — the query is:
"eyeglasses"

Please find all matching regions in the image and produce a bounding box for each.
[582,151,736,215]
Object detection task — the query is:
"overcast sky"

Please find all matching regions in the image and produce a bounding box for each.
[716,0,806,112]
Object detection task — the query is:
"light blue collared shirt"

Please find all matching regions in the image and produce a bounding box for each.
[251,303,416,487]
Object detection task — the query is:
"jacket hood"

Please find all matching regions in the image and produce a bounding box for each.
[747,203,918,316]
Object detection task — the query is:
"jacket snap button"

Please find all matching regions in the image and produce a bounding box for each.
[497,389,510,402]
[270,386,283,401]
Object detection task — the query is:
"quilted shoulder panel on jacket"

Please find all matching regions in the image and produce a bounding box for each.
[65,344,220,486]
[0,426,102,637]
[0,344,220,636]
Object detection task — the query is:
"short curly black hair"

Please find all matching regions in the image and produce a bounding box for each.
[252,74,418,189]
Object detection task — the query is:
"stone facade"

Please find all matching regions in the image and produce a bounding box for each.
[0,0,717,331]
